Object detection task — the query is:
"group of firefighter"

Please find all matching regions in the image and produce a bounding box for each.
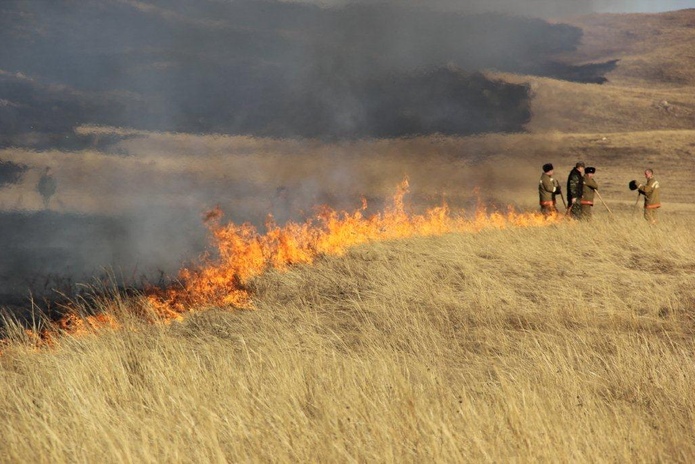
[538,162,661,223]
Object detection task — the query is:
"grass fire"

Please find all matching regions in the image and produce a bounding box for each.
[6,179,561,344]
[149,179,561,313]
[2,2,695,463]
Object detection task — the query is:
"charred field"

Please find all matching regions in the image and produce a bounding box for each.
[2,2,695,462]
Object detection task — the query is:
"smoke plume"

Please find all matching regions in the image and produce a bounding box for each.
[0,0,689,308]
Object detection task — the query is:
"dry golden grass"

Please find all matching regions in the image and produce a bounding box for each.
[494,72,695,133]
[493,10,695,133]
[2,127,693,215]
[564,10,695,87]
[2,213,694,462]
[2,9,695,463]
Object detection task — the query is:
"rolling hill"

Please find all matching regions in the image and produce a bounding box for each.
[1,6,695,462]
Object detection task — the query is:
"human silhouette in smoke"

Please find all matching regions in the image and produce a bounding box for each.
[37,167,57,210]
[271,186,291,224]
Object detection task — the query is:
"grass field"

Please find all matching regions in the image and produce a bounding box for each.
[2,8,695,463]
[2,214,694,461]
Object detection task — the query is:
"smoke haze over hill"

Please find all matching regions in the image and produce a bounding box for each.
[0,0,623,141]
[0,0,693,307]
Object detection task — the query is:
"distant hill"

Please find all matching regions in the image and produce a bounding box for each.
[562,9,695,87]
[493,9,695,133]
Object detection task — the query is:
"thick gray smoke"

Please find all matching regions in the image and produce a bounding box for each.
[0,0,690,311]
[0,0,623,141]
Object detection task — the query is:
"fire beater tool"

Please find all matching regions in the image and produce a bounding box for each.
[558,191,567,209]
[629,180,641,209]
[595,190,614,217]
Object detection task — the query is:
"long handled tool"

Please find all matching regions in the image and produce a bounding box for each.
[595,190,614,217]
[558,191,567,209]
[565,202,573,217]
[565,198,575,217]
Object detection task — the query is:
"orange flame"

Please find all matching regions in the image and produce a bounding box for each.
[0,312,121,354]
[1,179,561,353]
[147,179,560,315]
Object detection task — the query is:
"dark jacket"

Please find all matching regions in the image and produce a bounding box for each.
[567,168,584,205]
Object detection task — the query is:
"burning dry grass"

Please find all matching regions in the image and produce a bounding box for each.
[1,212,694,462]
[2,11,695,458]
[147,180,560,314]
[2,180,561,343]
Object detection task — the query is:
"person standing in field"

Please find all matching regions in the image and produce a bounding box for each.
[631,168,661,224]
[37,166,57,210]
[580,166,598,220]
[566,161,585,219]
[538,163,561,215]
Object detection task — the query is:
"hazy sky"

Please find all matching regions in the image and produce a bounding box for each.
[289,0,695,17]
[593,0,695,13]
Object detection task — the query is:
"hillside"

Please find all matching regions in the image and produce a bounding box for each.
[2,7,695,462]
[495,9,695,132]
[564,10,695,87]
[2,216,695,461]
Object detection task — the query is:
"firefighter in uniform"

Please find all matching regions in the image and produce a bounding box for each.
[538,163,561,215]
[632,168,661,224]
[566,161,585,219]
[580,166,598,220]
